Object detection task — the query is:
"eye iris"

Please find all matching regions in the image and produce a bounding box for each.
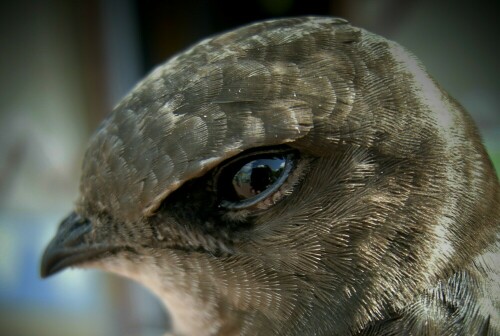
[232,158,286,200]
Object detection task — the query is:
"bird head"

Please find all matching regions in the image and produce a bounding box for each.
[40,17,499,335]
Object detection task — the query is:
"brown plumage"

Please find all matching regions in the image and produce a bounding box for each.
[41,17,499,335]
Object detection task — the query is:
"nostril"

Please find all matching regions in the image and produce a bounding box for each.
[55,212,92,248]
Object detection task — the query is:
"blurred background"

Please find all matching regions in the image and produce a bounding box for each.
[0,0,498,335]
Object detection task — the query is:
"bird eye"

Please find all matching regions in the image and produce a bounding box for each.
[216,150,297,210]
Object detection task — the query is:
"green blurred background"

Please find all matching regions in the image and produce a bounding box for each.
[0,0,498,335]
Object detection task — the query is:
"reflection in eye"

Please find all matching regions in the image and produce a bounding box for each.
[232,158,286,200]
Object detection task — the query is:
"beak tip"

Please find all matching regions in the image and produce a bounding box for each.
[40,268,60,279]
[39,268,50,279]
[39,246,60,279]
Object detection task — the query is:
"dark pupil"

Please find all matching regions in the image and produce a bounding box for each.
[232,158,285,200]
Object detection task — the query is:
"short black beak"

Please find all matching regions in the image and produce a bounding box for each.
[40,212,106,278]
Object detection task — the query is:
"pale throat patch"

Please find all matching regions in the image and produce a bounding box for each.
[86,255,223,336]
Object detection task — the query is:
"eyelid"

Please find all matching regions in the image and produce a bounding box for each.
[214,148,296,177]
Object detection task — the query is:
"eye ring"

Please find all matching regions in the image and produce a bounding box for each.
[214,149,298,210]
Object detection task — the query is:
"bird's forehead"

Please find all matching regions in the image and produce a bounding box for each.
[77,17,358,222]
